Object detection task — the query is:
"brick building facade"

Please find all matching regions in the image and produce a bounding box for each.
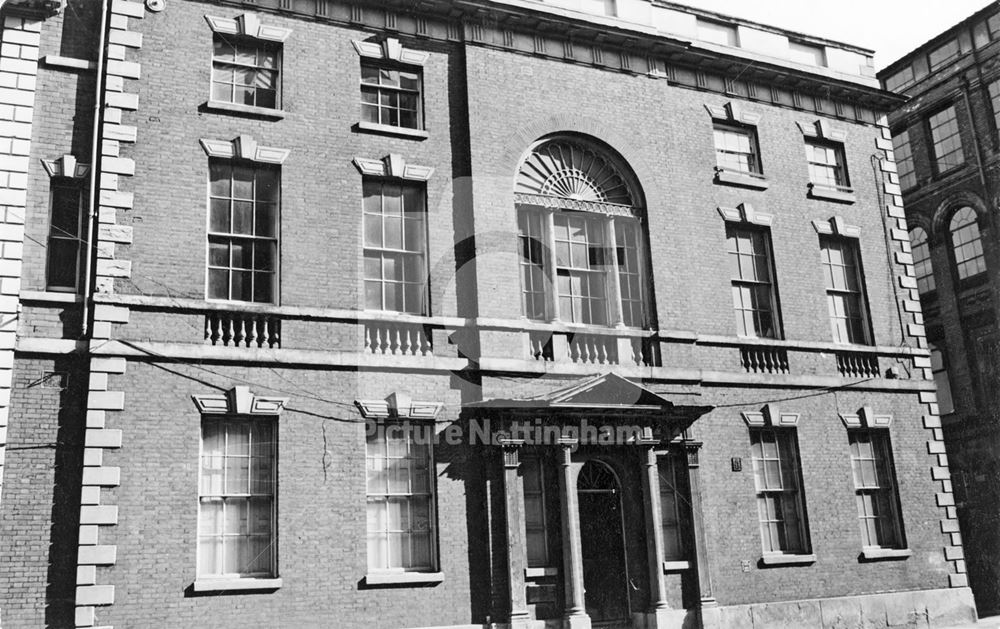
[0,0,978,628]
[879,1,1000,617]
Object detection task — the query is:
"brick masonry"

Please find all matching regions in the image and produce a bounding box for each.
[0,0,982,628]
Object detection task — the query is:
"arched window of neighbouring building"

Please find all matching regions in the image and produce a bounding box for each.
[949,207,986,280]
[515,136,650,328]
[909,226,935,295]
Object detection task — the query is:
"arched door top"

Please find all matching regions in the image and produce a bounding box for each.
[578,459,620,494]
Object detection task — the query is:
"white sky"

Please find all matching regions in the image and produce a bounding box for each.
[679,0,994,70]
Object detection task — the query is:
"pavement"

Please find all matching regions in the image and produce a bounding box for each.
[944,616,1000,629]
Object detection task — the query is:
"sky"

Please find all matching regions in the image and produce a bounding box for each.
[680,0,995,70]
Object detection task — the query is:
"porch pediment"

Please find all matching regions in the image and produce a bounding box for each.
[476,373,711,418]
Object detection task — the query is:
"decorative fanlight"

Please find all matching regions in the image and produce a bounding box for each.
[577,460,619,493]
[517,139,636,207]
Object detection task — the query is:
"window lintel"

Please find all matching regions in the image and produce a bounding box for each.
[355,392,443,420]
[192,385,288,416]
[717,202,773,226]
[742,404,799,427]
[204,13,292,42]
[813,216,861,238]
[841,406,893,429]
[41,154,89,179]
[798,119,847,143]
[353,154,434,181]
[200,135,290,165]
[705,101,761,126]
[353,37,429,66]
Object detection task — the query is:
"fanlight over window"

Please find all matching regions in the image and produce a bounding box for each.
[516,139,637,208]
[515,136,649,328]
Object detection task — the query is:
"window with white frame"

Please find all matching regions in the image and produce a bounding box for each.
[713,123,762,176]
[928,106,965,174]
[819,236,870,345]
[46,180,83,292]
[930,343,956,415]
[212,36,280,109]
[750,428,809,555]
[658,453,688,561]
[515,137,649,328]
[523,456,550,568]
[949,206,986,280]
[848,430,905,549]
[363,179,428,314]
[198,417,276,579]
[366,423,436,572]
[892,129,917,191]
[361,63,423,131]
[805,139,849,189]
[727,225,781,339]
[910,227,936,295]
[208,160,279,303]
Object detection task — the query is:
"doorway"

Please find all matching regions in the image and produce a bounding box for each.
[577,459,630,623]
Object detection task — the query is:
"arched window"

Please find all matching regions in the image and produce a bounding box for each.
[949,207,986,280]
[909,227,935,295]
[515,137,649,328]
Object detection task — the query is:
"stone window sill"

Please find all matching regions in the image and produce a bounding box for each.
[860,547,912,561]
[202,100,286,120]
[760,553,816,566]
[714,169,770,190]
[525,566,559,578]
[662,560,691,572]
[356,120,429,140]
[20,290,82,304]
[808,183,856,204]
[365,571,444,586]
[192,577,282,592]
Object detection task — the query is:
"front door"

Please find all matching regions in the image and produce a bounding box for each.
[577,460,629,623]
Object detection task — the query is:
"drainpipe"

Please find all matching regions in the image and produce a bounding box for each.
[80,0,110,336]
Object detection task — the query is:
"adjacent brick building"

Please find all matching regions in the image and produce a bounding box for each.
[0,0,977,627]
[879,1,1000,618]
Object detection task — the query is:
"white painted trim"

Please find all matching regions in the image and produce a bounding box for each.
[192,386,288,416]
[20,290,83,303]
[812,216,861,238]
[525,566,559,578]
[760,553,816,566]
[357,120,430,140]
[364,571,444,585]
[40,154,90,178]
[192,577,282,592]
[355,392,443,420]
[42,55,96,71]
[199,136,290,164]
[704,101,761,125]
[203,14,292,42]
[662,560,691,572]
[352,154,434,181]
[716,202,773,226]
[202,100,286,120]
[860,547,911,560]
[352,37,429,66]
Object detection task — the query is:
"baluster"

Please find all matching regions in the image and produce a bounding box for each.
[402,327,412,355]
[271,319,281,348]
[422,329,431,355]
[221,316,233,346]
[246,316,259,347]
[208,315,220,345]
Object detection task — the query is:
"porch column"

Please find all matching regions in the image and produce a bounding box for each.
[640,445,670,613]
[500,438,531,628]
[558,438,589,628]
[685,440,716,608]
